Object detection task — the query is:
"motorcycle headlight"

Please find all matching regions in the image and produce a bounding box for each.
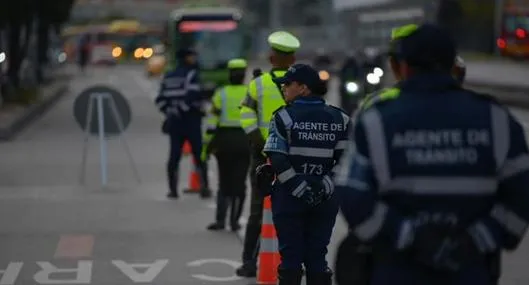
[345,81,359,93]
[366,73,380,85]
[373,67,384,77]
[319,70,330,81]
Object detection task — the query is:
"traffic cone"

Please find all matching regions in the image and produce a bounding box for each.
[182,140,192,155]
[184,159,201,194]
[256,196,281,284]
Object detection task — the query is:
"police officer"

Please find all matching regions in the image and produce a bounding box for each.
[236,31,300,277]
[334,23,529,285]
[262,63,350,285]
[204,58,251,231]
[155,48,211,199]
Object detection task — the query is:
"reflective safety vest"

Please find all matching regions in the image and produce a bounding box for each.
[204,84,248,144]
[240,70,287,139]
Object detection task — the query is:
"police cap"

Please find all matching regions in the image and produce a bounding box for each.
[392,23,456,70]
[227,58,247,69]
[267,31,301,54]
[273,63,325,94]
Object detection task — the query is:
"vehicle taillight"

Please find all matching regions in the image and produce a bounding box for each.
[516,28,527,38]
[497,38,506,49]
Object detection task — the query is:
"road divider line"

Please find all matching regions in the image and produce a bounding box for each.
[54,234,95,259]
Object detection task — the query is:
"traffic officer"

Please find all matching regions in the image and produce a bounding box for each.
[203,58,251,231]
[155,48,211,199]
[334,23,529,285]
[262,63,350,285]
[236,31,300,277]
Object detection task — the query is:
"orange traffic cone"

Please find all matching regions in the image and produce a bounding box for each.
[184,159,201,193]
[256,196,281,284]
[182,141,192,155]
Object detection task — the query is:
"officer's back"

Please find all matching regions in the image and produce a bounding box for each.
[336,24,529,285]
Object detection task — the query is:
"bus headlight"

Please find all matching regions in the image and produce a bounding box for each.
[345,81,359,93]
[366,73,380,85]
[143,48,153,58]
[373,67,384,77]
[112,47,123,58]
[134,48,144,59]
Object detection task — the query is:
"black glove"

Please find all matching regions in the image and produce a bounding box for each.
[411,225,480,274]
[299,184,326,207]
[256,164,274,197]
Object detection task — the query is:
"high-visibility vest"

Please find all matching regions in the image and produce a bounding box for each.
[240,71,286,139]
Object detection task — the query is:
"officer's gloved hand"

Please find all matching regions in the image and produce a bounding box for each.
[409,224,481,273]
[256,164,275,197]
[299,184,326,207]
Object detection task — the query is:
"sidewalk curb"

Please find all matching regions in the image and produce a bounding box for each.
[0,82,70,141]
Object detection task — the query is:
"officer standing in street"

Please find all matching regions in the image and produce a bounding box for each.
[203,58,251,232]
[155,48,211,199]
[334,23,529,285]
[262,63,350,285]
[236,31,300,277]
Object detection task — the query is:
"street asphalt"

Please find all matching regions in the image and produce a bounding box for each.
[0,62,527,284]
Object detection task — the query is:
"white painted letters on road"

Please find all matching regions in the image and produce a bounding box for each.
[0,262,22,285]
[187,259,243,282]
[34,261,92,284]
[113,259,168,283]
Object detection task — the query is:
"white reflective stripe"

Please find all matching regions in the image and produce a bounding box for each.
[491,204,528,237]
[382,176,497,195]
[499,154,529,180]
[468,222,497,252]
[219,88,239,126]
[341,112,350,126]
[263,208,273,224]
[163,77,184,87]
[277,109,293,129]
[292,181,308,197]
[354,202,388,240]
[156,101,167,109]
[277,168,296,183]
[260,237,278,253]
[187,84,200,91]
[335,140,347,150]
[244,124,259,134]
[255,77,264,126]
[491,104,509,171]
[396,219,414,250]
[241,112,257,119]
[362,109,391,185]
[289,147,334,158]
[163,89,186,97]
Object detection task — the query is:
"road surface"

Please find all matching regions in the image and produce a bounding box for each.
[0,64,527,285]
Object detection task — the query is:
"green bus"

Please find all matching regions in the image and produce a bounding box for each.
[165,7,250,97]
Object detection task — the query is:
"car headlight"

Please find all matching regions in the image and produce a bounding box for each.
[134,48,144,59]
[373,67,384,77]
[366,73,380,85]
[345,81,359,93]
[319,70,330,81]
[143,48,153,58]
[0,52,6,63]
[57,52,67,63]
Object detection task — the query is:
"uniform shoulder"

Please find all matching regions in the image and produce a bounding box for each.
[272,105,289,116]
[360,87,401,110]
[464,88,502,105]
[326,104,348,116]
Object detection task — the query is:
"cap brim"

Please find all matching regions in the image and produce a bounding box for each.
[272,77,291,84]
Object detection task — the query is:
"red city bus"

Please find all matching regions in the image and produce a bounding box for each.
[497,2,529,58]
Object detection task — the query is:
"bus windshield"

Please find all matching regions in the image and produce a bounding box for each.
[504,14,529,34]
[176,20,243,68]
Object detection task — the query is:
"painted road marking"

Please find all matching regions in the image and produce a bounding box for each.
[54,235,94,259]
